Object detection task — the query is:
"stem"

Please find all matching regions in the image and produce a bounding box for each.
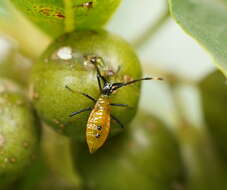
[42,125,82,189]
[133,10,170,49]
[1,1,51,59]
[64,0,75,32]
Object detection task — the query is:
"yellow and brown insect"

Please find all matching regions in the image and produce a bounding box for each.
[66,56,163,153]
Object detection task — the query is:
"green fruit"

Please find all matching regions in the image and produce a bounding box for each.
[10,0,121,38]
[32,29,142,141]
[200,71,227,161]
[0,78,40,187]
[73,112,182,190]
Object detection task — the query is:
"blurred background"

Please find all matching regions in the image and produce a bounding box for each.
[1,0,227,190]
[108,0,215,127]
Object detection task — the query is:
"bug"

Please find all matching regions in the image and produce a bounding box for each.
[66,56,163,153]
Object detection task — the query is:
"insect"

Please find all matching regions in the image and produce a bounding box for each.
[66,56,163,153]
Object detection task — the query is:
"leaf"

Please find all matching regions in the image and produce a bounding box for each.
[169,0,227,78]
[177,125,227,190]
[10,0,121,38]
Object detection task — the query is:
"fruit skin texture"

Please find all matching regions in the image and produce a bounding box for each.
[10,0,121,38]
[32,29,142,141]
[73,112,182,190]
[0,78,40,187]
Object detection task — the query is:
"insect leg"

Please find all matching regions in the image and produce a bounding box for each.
[110,103,130,108]
[69,107,93,117]
[65,85,96,102]
[111,114,124,128]
[97,75,102,93]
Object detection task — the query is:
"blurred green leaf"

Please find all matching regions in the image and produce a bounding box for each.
[169,0,227,77]
[10,0,121,37]
[178,125,227,190]
[170,83,227,189]
[200,71,227,161]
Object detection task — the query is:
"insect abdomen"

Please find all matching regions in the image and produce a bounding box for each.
[86,95,110,153]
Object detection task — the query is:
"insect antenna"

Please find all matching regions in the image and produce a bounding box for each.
[112,77,163,91]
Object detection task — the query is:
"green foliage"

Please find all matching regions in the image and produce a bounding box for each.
[169,0,227,77]
[0,78,40,187]
[73,112,182,190]
[10,0,121,37]
[177,124,227,190]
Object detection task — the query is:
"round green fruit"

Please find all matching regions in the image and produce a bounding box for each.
[32,30,142,141]
[73,112,182,190]
[0,78,40,187]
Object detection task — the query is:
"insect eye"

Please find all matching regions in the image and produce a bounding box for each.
[97,126,102,130]
[95,134,101,138]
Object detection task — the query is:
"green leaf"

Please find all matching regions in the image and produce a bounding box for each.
[177,125,227,190]
[169,0,227,78]
[10,0,121,37]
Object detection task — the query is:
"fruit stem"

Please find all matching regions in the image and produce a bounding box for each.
[133,9,170,49]
[0,1,51,59]
[64,0,75,33]
[42,126,83,189]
